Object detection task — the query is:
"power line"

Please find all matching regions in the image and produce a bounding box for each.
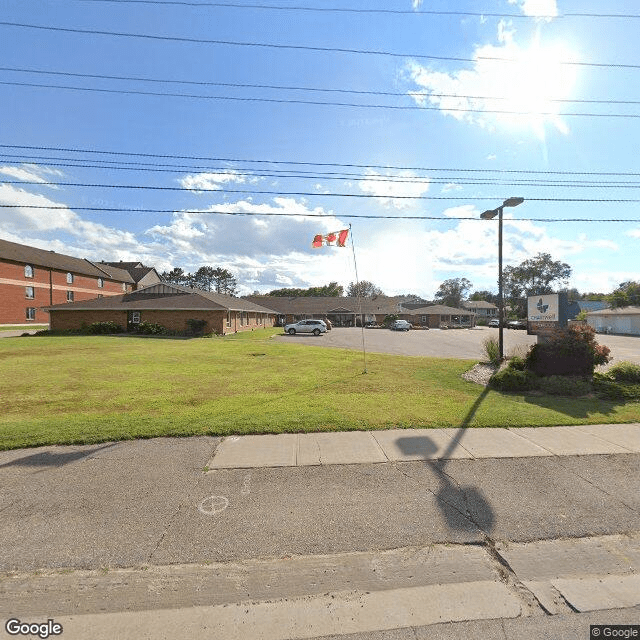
[1,203,639,220]
[8,177,640,192]
[9,154,640,188]
[3,65,640,106]
[4,143,640,178]
[6,79,640,118]
[1,21,639,70]
[5,180,640,202]
[73,0,640,20]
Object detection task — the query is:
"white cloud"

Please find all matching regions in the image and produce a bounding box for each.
[357,170,430,209]
[180,170,250,192]
[508,0,558,20]
[0,164,64,188]
[627,228,640,239]
[412,0,423,9]
[0,183,144,258]
[405,22,577,138]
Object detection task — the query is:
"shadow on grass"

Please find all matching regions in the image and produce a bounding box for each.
[395,387,495,536]
[523,394,621,419]
[0,443,118,469]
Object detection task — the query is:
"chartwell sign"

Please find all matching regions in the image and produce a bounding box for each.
[527,293,569,336]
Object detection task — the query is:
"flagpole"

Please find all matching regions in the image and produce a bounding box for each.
[349,223,368,374]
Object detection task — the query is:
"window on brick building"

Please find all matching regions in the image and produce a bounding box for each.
[66,291,74,302]
[226,311,231,328]
[25,286,35,299]
[66,272,74,284]
[98,277,104,288]
[26,308,36,321]
[131,311,140,323]
[25,264,34,278]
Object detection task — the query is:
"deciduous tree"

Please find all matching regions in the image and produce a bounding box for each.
[434,278,472,308]
[346,280,384,298]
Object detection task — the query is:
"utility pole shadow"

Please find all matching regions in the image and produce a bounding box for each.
[396,387,495,536]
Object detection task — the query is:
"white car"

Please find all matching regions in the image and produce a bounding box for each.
[284,319,327,336]
[390,319,412,331]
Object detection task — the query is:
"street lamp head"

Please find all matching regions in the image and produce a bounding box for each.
[480,209,498,219]
[502,197,524,208]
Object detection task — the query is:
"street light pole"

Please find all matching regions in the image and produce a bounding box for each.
[481,197,524,361]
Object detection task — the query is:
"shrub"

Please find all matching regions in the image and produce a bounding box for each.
[88,321,123,335]
[482,337,500,365]
[476,318,488,326]
[383,314,398,328]
[592,377,640,401]
[525,325,611,376]
[134,322,166,335]
[507,356,527,371]
[489,368,538,392]
[606,361,640,384]
[537,375,592,397]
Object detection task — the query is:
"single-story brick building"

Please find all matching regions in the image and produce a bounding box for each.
[244,295,406,327]
[404,304,476,329]
[47,283,277,335]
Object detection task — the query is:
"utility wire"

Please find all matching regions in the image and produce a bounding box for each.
[72,0,640,20]
[1,203,639,220]
[6,79,640,118]
[9,155,640,187]
[7,177,640,191]
[4,143,640,178]
[6,65,640,104]
[4,180,640,202]
[1,21,639,70]
[3,66,640,108]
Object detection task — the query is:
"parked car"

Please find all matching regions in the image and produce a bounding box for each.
[390,319,412,331]
[487,319,500,328]
[507,319,527,330]
[284,319,327,336]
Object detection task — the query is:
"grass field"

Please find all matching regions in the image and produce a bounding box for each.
[1,329,638,450]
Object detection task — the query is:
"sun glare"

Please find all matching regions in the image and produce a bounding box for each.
[490,39,578,137]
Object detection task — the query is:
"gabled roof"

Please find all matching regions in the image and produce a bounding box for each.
[243,295,402,315]
[406,304,476,316]
[463,300,497,309]
[0,238,134,283]
[100,261,161,284]
[47,283,277,313]
[587,306,640,316]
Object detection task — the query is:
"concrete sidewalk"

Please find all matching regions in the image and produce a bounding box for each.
[208,423,640,469]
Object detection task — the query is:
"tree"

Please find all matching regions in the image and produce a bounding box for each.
[608,281,640,308]
[434,278,472,308]
[503,253,572,317]
[192,266,217,291]
[268,282,344,297]
[211,267,238,295]
[160,267,188,286]
[469,290,498,304]
[346,280,384,298]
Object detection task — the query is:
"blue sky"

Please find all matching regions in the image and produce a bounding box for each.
[1,0,640,297]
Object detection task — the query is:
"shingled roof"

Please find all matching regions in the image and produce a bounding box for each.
[100,261,160,284]
[47,282,277,313]
[243,295,402,315]
[0,238,134,283]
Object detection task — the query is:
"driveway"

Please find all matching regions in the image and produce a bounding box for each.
[275,326,640,366]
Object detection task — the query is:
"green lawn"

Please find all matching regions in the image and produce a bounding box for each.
[1,329,638,450]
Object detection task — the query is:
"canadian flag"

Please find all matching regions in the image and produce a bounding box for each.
[312,229,349,248]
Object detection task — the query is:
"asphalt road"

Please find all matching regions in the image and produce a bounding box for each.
[1,437,639,637]
[276,326,640,366]
[1,437,639,572]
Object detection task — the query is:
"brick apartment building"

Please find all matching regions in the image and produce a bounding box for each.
[0,238,135,325]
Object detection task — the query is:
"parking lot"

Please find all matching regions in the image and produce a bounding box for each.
[276,326,640,366]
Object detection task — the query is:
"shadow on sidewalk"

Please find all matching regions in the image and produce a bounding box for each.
[0,443,118,470]
[395,387,495,536]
